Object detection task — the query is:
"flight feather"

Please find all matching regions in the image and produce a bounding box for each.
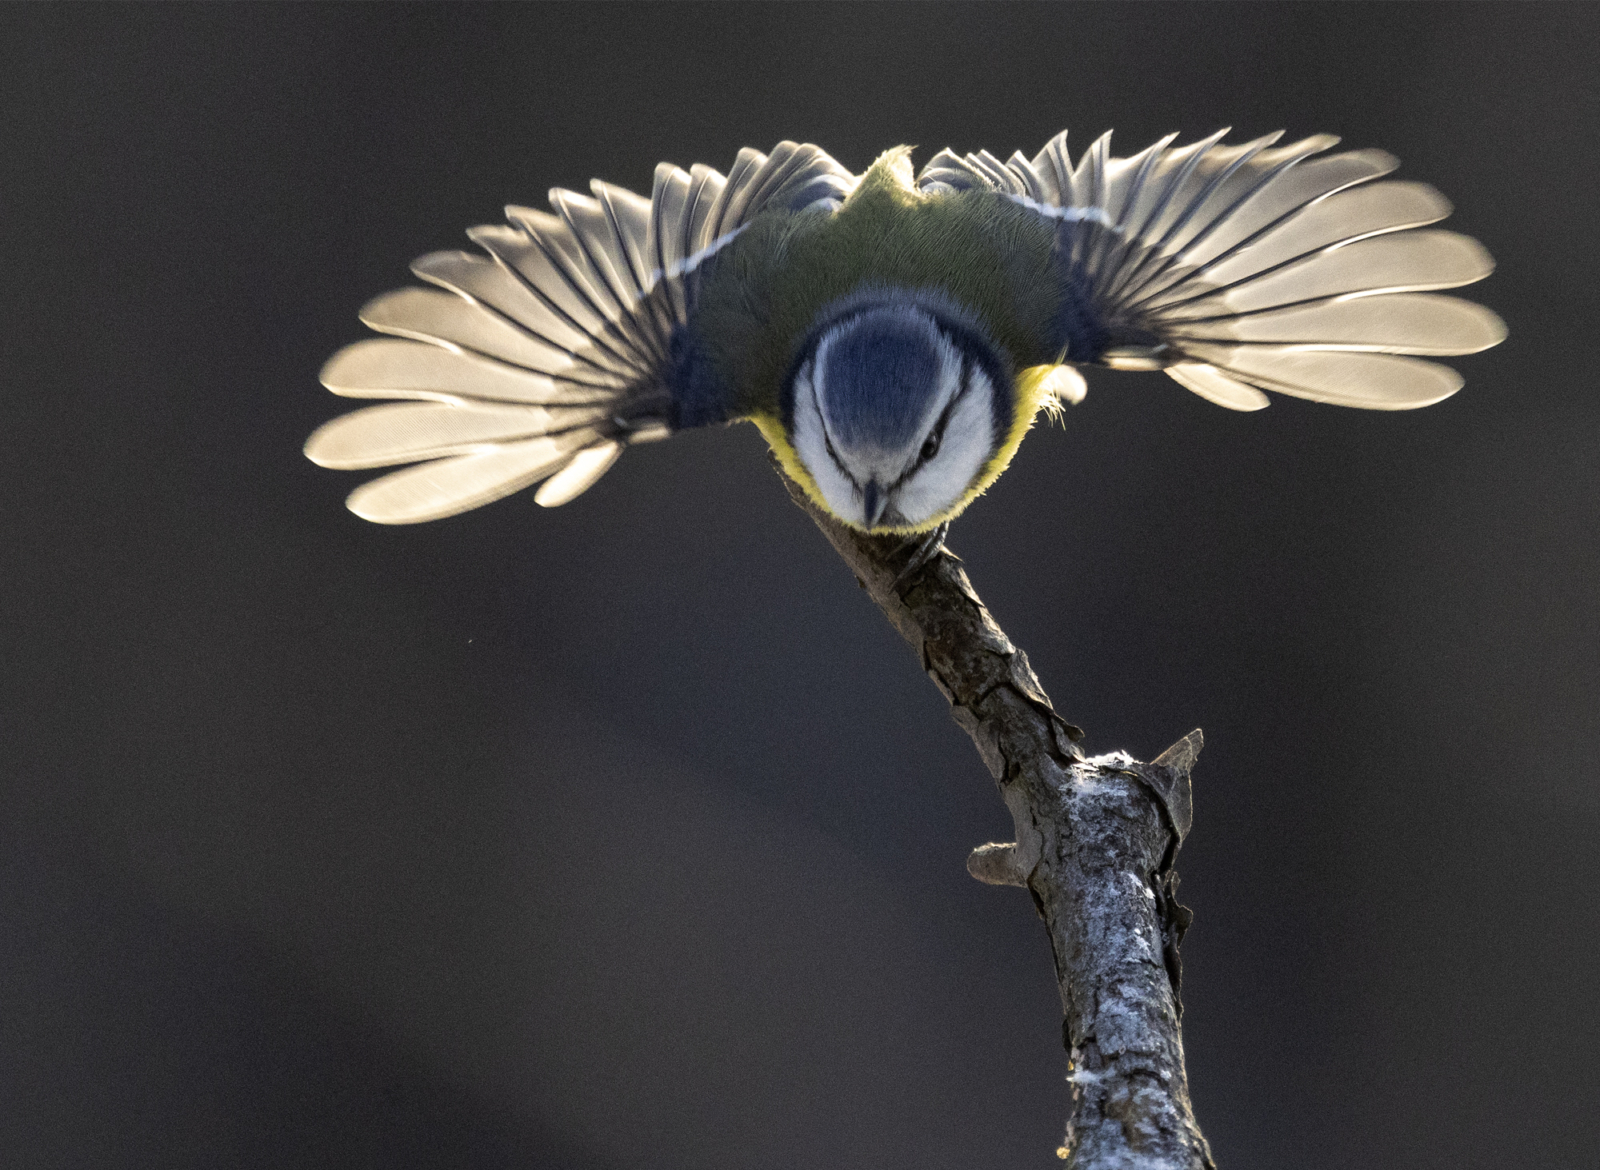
[307,143,854,522]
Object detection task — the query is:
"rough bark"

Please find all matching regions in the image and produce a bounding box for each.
[779,468,1214,1170]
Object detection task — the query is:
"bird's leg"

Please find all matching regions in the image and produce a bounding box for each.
[891,521,951,593]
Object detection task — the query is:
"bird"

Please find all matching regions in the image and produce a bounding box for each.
[305,129,1505,532]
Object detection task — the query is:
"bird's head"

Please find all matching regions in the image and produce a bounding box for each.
[783,292,1015,533]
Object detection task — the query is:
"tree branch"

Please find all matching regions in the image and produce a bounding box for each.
[777,466,1215,1170]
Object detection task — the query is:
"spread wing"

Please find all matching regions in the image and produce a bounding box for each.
[306,143,854,523]
[919,130,1505,412]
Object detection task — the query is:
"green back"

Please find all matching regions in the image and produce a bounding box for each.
[693,149,1063,421]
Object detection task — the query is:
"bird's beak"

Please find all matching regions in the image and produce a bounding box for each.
[862,480,889,528]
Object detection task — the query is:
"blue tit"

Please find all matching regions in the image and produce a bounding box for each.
[306,131,1505,531]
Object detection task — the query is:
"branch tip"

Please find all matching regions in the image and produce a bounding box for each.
[1152,728,1204,777]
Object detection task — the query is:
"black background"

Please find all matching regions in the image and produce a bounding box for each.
[4,4,1596,1167]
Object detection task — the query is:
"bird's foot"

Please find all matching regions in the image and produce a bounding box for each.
[891,522,951,592]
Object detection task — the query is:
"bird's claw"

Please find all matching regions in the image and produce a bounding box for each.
[891,522,950,592]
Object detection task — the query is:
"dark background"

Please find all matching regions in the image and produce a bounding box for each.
[3,3,1595,1167]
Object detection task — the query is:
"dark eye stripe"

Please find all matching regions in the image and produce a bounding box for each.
[893,350,973,489]
[927,354,972,449]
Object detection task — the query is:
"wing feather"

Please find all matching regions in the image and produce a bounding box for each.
[929,129,1503,412]
[1160,230,1495,317]
[1164,363,1272,411]
[1178,346,1465,409]
[320,339,608,405]
[1169,293,1507,355]
[305,401,610,469]
[411,248,605,357]
[311,141,854,520]
[358,287,581,375]
[533,439,625,507]
[1199,181,1452,286]
[1145,144,1389,283]
[682,163,729,257]
[344,433,600,525]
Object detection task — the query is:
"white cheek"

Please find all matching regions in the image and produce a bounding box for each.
[791,374,863,523]
[893,391,995,526]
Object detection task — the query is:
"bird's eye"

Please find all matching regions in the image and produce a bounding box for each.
[920,431,941,464]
